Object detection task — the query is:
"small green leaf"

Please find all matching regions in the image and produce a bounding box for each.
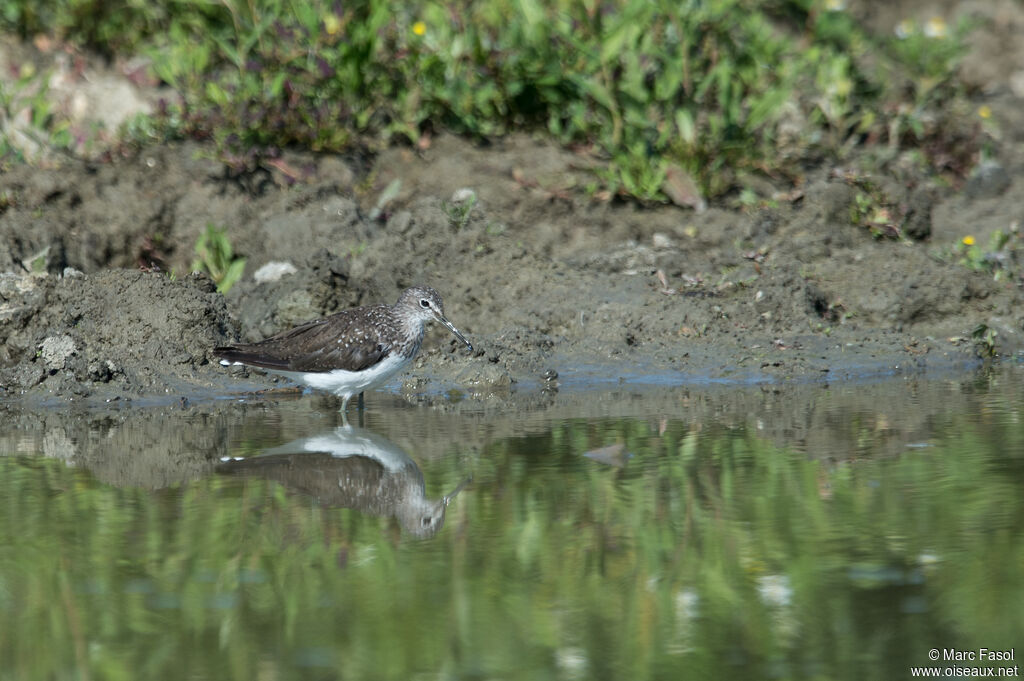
[218,258,247,294]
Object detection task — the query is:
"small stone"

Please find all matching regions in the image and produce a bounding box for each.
[387,210,413,234]
[318,156,355,188]
[965,160,1010,200]
[652,233,673,249]
[41,335,77,370]
[253,261,298,283]
[662,164,706,212]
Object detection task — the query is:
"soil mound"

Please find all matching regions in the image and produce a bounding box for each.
[0,269,234,401]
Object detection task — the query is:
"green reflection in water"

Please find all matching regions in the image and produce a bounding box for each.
[0,408,1021,681]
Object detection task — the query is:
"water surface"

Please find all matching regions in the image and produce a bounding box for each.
[1,370,1022,680]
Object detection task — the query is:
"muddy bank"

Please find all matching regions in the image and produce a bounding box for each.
[0,269,240,401]
[1,127,1022,405]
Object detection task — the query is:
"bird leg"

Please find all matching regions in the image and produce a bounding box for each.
[339,394,351,426]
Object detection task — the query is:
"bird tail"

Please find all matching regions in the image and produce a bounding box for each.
[213,346,291,370]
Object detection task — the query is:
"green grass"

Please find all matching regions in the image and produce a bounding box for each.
[0,61,73,166]
[191,223,246,293]
[1,0,978,200]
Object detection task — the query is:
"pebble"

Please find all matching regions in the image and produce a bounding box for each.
[253,261,298,283]
[965,160,1010,200]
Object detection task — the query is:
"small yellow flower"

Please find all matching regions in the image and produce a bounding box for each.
[823,0,845,11]
[923,16,947,39]
[962,235,975,246]
[412,21,426,36]
[324,14,341,35]
[978,105,992,119]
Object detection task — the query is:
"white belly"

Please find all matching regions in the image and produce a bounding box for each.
[272,353,410,399]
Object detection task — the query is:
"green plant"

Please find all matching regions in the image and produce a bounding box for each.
[951,228,1021,281]
[0,0,220,54]
[442,193,477,231]
[844,176,902,239]
[887,17,973,90]
[1,0,979,202]
[135,0,869,195]
[147,0,378,170]
[191,224,246,293]
[26,246,49,274]
[971,323,997,358]
[810,52,861,149]
[0,63,73,164]
[849,192,896,239]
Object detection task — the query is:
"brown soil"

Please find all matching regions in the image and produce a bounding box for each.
[1,0,1023,406]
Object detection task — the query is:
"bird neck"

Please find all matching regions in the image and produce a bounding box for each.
[395,316,427,357]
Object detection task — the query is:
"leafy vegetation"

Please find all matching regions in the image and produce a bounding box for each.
[951,227,1023,282]
[971,322,998,358]
[0,0,979,200]
[844,175,904,240]
[442,190,477,230]
[0,62,73,166]
[191,223,246,293]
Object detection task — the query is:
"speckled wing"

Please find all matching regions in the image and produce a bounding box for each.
[217,452,389,506]
[213,305,397,373]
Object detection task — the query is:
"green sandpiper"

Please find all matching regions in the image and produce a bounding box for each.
[214,286,472,415]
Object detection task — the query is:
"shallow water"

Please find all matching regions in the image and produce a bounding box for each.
[1,369,1022,680]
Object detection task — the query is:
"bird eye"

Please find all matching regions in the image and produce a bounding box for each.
[420,299,430,308]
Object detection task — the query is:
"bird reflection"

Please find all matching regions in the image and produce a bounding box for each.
[217,425,469,539]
